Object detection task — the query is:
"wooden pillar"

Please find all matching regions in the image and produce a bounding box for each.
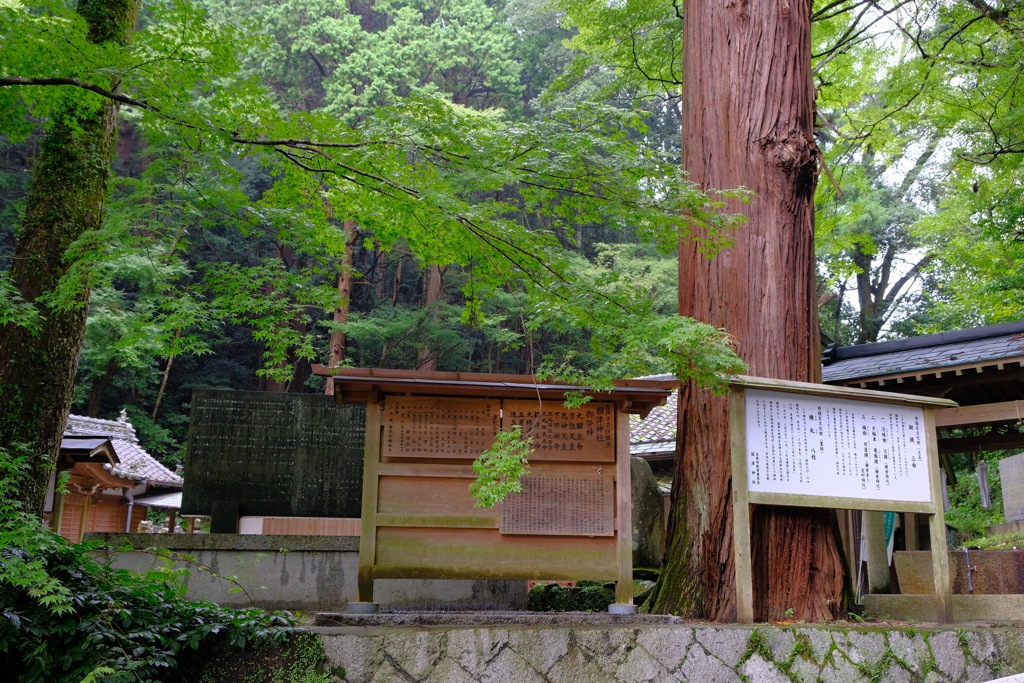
[904,513,920,550]
[863,510,891,594]
[51,485,67,537]
[77,493,92,543]
[925,408,952,623]
[729,388,754,623]
[614,410,634,607]
[357,399,383,605]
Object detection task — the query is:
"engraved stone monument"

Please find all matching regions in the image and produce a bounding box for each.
[181,390,365,519]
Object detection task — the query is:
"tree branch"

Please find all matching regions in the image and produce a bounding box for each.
[0,76,151,109]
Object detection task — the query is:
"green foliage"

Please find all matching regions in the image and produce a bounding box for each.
[0,448,74,620]
[961,530,1024,551]
[0,274,40,332]
[469,424,533,508]
[177,630,333,683]
[811,1,1024,340]
[206,0,523,122]
[527,581,614,612]
[551,0,683,99]
[944,450,1005,538]
[2,0,752,500]
[0,445,300,681]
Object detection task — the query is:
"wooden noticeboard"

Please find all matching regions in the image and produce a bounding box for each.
[729,376,957,623]
[313,368,675,612]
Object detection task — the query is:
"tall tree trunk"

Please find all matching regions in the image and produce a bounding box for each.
[652,0,847,622]
[0,0,140,516]
[324,218,358,395]
[416,265,444,371]
[152,331,179,420]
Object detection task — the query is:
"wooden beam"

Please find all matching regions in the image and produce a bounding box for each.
[938,429,1024,454]
[732,375,956,409]
[935,400,1024,427]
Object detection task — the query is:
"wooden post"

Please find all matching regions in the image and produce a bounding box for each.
[77,493,92,543]
[357,399,383,606]
[904,513,920,550]
[863,510,891,594]
[52,485,67,538]
[614,410,634,608]
[729,388,754,623]
[924,408,952,623]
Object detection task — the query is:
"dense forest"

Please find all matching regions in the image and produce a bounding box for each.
[0,0,744,469]
[5,0,1021,464]
[1,0,1022,614]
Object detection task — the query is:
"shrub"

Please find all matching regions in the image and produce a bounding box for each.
[0,446,299,682]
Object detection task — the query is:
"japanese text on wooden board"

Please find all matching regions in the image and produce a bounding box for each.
[744,388,931,503]
[503,400,615,461]
[382,396,500,458]
[500,474,614,536]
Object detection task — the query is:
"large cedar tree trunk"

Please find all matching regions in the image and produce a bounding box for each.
[652,0,847,621]
[0,0,140,515]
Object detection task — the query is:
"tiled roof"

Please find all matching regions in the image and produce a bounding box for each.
[133,490,182,509]
[822,321,1024,384]
[630,389,677,456]
[65,414,182,487]
[629,322,1024,458]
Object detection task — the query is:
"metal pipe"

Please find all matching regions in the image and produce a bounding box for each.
[124,490,134,533]
[965,547,977,595]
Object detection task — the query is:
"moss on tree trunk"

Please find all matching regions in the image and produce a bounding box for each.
[0,0,140,516]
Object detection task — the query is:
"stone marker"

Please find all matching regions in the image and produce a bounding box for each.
[1000,452,1024,524]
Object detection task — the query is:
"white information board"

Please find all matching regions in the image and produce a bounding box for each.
[744,388,932,503]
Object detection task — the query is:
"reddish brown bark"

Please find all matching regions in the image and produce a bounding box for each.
[653,0,847,621]
[324,218,358,395]
[415,265,444,371]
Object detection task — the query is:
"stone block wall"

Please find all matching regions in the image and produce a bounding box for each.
[315,622,1024,683]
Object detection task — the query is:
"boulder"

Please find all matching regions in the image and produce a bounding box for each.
[631,457,664,568]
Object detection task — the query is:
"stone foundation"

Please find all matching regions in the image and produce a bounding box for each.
[311,618,1024,682]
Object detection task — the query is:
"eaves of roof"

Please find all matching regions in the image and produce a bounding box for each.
[822,322,1024,384]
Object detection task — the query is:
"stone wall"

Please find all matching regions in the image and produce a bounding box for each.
[85,533,526,612]
[314,618,1024,683]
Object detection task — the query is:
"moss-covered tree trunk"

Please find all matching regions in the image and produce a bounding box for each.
[651,0,848,621]
[0,0,140,516]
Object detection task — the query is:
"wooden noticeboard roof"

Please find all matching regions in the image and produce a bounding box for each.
[732,375,957,409]
[310,366,676,418]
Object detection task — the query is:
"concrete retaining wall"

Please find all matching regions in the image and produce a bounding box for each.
[312,618,1024,683]
[85,533,526,613]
